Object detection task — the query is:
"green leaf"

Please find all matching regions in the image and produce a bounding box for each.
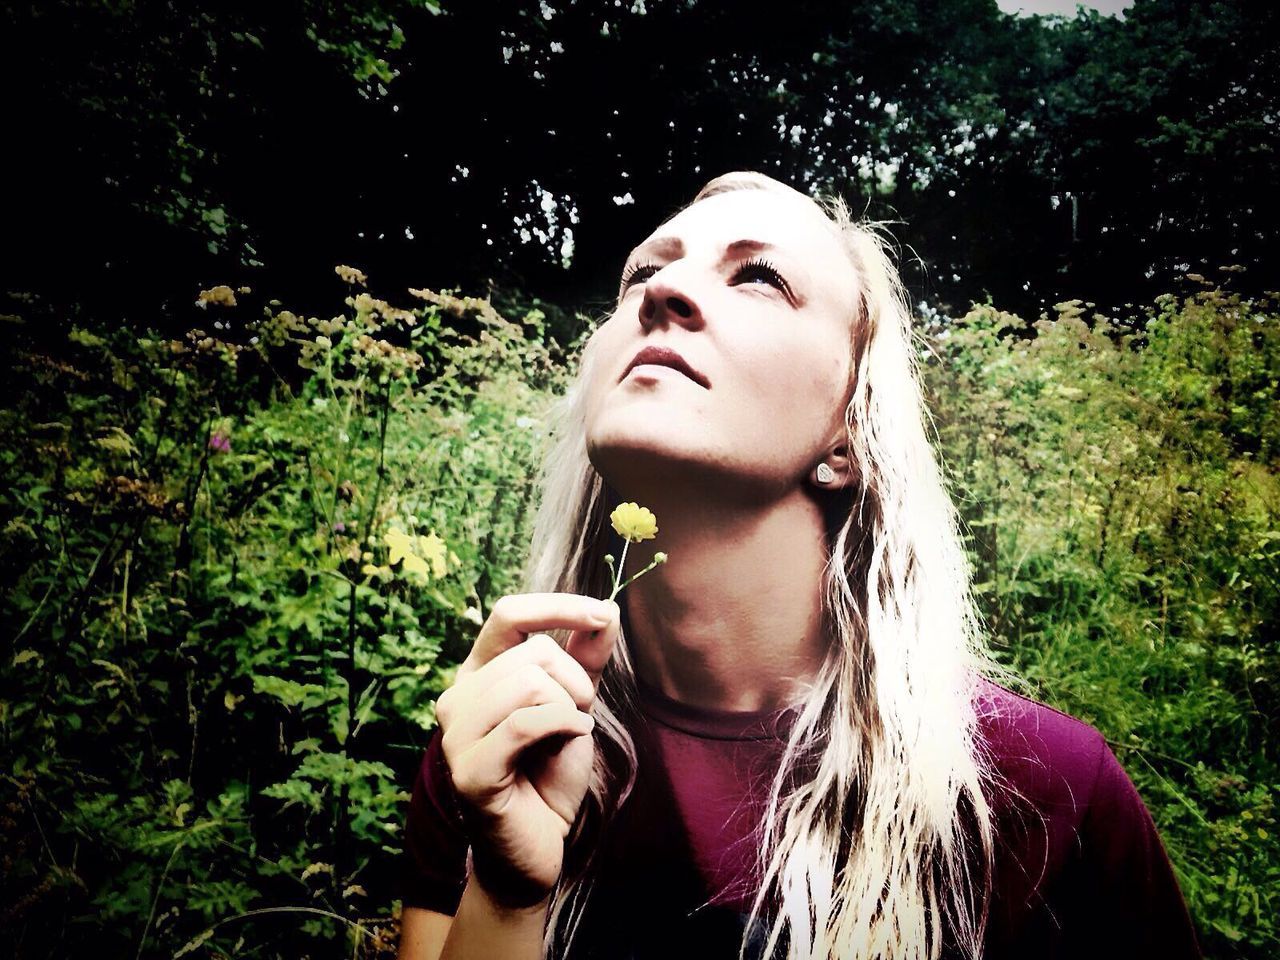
[252,674,331,710]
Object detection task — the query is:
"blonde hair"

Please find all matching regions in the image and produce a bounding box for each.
[519,171,1024,959]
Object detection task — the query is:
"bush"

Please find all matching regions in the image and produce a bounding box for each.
[2,275,1275,958]
[1,273,580,958]
[922,283,1280,955]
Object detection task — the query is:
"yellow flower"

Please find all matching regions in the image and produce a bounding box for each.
[385,529,417,567]
[400,552,429,578]
[601,504,666,602]
[610,502,658,542]
[418,532,449,579]
[385,526,451,581]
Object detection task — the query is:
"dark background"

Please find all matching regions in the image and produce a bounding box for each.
[4,0,1277,341]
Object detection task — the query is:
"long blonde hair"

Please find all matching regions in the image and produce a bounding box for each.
[518,171,1023,960]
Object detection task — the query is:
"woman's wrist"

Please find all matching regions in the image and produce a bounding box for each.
[442,873,551,960]
[472,879,552,917]
[468,843,556,913]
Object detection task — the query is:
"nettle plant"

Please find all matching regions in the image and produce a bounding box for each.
[1,271,581,958]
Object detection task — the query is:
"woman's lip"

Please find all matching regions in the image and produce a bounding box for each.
[620,346,711,388]
[625,363,694,382]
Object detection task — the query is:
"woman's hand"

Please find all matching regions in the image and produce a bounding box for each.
[434,593,620,910]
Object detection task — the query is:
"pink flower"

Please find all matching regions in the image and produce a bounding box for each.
[208,432,231,454]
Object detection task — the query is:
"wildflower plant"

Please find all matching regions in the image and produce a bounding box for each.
[380,524,457,582]
[0,269,578,959]
[603,501,668,602]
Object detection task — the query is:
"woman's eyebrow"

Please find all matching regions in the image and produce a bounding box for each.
[626,235,683,264]
[624,237,791,267]
[723,238,774,258]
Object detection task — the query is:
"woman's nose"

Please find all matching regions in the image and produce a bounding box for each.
[638,268,704,332]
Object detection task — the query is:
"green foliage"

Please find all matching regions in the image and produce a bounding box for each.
[0,273,578,958]
[8,0,443,264]
[1,273,1276,958]
[922,283,1280,957]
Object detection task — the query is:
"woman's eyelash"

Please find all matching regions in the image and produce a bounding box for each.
[620,261,660,288]
[619,257,792,296]
[736,257,791,295]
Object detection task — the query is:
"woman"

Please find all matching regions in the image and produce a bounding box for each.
[396,171,1202,960]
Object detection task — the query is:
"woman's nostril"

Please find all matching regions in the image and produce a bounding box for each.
[667,297,693,318]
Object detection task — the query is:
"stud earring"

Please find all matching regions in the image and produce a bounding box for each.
[815,463,835,484]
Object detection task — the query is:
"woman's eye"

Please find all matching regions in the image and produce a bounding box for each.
[735,257,791,296]
[621,262,659,289]
[620,257,793,298]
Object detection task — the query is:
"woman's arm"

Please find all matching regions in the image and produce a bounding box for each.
[1073,737,1203,958]
[437,877,550,960]
[398,877,550,960]
[397,906,452,960]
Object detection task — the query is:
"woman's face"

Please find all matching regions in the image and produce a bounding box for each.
[583,188,861,502]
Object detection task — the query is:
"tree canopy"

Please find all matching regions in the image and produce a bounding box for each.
[4,0,1276,330]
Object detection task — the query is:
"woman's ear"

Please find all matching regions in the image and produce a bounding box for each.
[812,441,858,491]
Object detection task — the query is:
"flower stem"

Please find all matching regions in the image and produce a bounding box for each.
[608,540,632,601]
[613,555,665,595]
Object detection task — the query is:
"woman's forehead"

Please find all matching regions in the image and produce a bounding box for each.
[644,189,839,257]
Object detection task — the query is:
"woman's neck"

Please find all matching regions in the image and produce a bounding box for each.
[614,485,831,713]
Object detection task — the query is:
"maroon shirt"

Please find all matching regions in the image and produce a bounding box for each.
[399,675,1202,959]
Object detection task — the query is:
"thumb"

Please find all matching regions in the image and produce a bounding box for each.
[563,599,620,698]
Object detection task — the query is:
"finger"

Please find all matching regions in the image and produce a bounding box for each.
[454,633,595,712]
[464,593,616,674]
[564,599,620,697]
[452,703,595,805]
[445,662,576,749]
